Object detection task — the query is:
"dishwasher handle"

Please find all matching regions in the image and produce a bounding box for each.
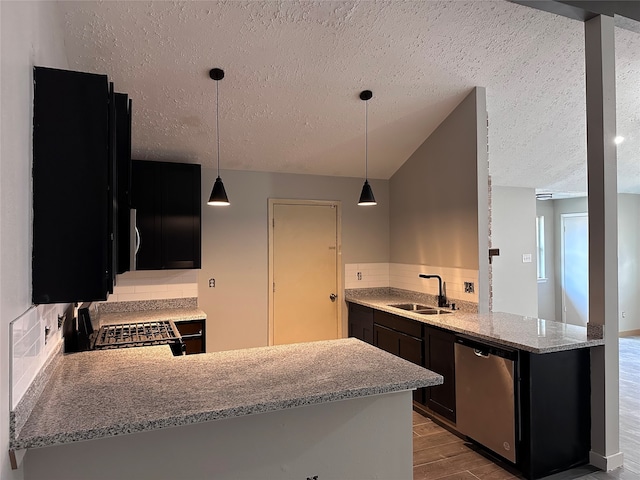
[456,335,517,361]
[474,348,490,358]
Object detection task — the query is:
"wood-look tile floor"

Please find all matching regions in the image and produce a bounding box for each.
[413,336,640,480]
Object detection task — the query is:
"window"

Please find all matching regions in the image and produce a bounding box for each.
[536,215,546,280]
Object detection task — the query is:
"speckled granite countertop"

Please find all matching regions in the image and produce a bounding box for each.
[11,338,442,450]
[346,292,604,354]
[97,307,206,327]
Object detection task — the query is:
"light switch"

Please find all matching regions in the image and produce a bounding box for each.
[522,254,532,263]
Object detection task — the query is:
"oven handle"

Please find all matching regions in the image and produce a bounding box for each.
[180,331,202,340]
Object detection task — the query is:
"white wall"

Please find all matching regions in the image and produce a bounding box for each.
[104,270,198,303]
[1,2,69,478]
[536,199,556,320]
[199,169,389,352]
[552,197,588,323]
[23,392,413,480]
[491,186,538,317]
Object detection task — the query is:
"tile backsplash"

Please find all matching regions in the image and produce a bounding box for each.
[345,262,479,303]
[344,263,390,289]
[103,270,199,303]
[10,303,68,410]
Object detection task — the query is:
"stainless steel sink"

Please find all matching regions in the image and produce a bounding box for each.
[388,303,432,311]
[387,303,452,315]
[415,309,451,315]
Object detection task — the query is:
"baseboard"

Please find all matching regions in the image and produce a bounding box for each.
[589,450,624,471]
[412,402,460,436]
[619,329,640,337]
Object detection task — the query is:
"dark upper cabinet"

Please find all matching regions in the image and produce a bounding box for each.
[32,67,114,304]
[131,160,201,270]
[115,93,132,274]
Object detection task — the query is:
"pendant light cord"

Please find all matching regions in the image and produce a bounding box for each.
[365,99,368,180]
[216,79,221,177]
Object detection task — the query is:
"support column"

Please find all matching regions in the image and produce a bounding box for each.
[584,14,623,471]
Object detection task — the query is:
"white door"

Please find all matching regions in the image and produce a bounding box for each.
[270,201,340,345]
[561,213,589,327]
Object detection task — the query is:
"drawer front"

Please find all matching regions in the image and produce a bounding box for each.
[373,310,422,338]
[175,319,204,336]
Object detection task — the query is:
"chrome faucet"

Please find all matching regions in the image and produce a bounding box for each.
[419,274,447,307]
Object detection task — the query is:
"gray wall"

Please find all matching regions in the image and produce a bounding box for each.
[1,3,69,479]
[536,199,556,320]
[199,169,389,352]
[617,194,640,333]
[389,89,483,270]
[491,187,538,317]
[548,195,640,333]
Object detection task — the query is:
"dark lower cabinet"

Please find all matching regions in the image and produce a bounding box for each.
[175,319,206,355]
[347,303,374,344]
[422,326,456,422]
[518,348,591,479]
[372,310,424,403]
[132,160,201,270]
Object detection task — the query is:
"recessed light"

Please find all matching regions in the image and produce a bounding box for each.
[614,136,624,145]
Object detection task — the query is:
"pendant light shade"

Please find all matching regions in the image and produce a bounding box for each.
[358,180,376,206]
[208,176,229,205]
[207,67,230,206]
[357,90,376,206]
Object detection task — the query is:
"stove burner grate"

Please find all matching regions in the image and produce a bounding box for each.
[94,320,182,350]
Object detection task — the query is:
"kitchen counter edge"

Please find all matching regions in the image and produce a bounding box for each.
[11,338,442,450]
[346,294,605,354]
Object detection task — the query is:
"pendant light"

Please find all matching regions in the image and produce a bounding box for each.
[358,90,376,206]
[207,67,230,206]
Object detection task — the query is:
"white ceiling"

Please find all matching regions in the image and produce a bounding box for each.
[57,1,640,194]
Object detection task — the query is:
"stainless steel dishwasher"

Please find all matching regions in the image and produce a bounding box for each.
[455,335,518,463]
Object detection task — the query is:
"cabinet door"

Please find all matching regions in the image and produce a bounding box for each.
[175,319,206,355]
[348,303,374,344]
[115,93,132,274]
[132,160,162,269]
[374,323,423,402]
[374,324,400,356]
[423,327,456,422]
[160,162,201,269]
[519,348,591,479]
[132,160,201,270]
[32,67,112,303]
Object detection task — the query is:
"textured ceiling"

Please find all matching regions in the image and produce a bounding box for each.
[56,1,640,194]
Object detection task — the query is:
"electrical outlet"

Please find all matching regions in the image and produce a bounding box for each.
[464,282,475,294]
[522,253,532,263]
[357,272,362,281]
[209,278,215,288]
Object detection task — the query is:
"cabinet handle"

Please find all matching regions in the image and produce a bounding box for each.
[135,226,141,254]
[329,293,337,301]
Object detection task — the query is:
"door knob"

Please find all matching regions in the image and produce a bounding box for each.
[329,293,337,301]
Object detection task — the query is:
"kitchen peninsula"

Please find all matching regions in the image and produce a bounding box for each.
[11,338,442,480]
[346,288,604,479]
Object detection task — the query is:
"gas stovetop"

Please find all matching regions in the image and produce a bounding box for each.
[93,320,184,354]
